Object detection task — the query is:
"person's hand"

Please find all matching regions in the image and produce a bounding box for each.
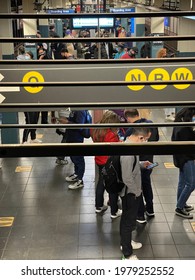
[143,161,152,168]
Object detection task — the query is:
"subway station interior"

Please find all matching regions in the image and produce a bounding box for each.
[0,0,195,260]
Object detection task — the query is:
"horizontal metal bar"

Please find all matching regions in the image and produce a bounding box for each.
[1,35,195,43]
[0,101,195,111]
[1,57,195,64]
[1,80,195,86]
[0,122,194,129]
[1,11,195,19]
[0,142,194,158]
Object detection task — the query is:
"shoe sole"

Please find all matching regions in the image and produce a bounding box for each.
[136,219,147,224]
[175,212,193,219]
[68,186,83,190]
[66,178,78,182]
[184,207,194,212]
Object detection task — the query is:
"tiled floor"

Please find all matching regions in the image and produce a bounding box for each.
[0,109,195,260]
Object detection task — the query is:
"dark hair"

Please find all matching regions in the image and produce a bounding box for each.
[174,108,195,122]
[131,127,151,137]
[60,48,68,53]
[124,109,139,119]
[18,46,25,54]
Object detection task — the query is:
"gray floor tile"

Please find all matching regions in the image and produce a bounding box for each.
[78,245,102,259]
[176,245,195,258]
[152,245,179,258]
[149,233,174,244]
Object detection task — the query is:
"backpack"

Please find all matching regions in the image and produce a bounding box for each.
[102,155,136,194]
[81,110,92,138]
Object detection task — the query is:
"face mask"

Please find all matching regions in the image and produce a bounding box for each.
[25,55,31,60]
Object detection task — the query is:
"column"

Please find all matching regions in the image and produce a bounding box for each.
[135,6,146,57]
[150,17,164,58]
[0,1,19,144]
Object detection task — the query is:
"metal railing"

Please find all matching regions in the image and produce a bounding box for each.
[0,11,195,158]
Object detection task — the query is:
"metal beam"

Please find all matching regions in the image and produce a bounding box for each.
[0,142,195,158]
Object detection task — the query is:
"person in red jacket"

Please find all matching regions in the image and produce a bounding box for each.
[120,46,138,60]
[91,110,124,219]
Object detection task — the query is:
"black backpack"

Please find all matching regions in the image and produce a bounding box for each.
[102,155,136,194]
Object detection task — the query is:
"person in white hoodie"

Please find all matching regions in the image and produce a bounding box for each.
[120,127,151,260]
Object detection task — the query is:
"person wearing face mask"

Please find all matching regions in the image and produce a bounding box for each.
[120,47,138,59]
[172,108,195,219]
[114,44,126,59]
[25,51,34,60]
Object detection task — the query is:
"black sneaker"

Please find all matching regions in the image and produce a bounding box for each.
[175,208,193,219]
[184,204,194,212]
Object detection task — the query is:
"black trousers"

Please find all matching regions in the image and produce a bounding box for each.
[137,169,153,217]
[96,165,119,215]
[120,193,141,258]
[22,112,39,143]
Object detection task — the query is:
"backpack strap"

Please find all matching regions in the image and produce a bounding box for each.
[132,155,137,172]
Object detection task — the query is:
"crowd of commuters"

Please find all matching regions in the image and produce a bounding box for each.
[11,24,195,260]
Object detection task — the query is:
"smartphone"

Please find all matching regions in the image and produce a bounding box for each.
[146,162,159,169]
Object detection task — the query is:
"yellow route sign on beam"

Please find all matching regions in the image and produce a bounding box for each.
[0,217,14,227]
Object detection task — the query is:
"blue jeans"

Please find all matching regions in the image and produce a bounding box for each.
[177,160,195,209]
[70,156,85,181]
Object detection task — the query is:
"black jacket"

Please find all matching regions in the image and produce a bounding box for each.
[172,126,195,169]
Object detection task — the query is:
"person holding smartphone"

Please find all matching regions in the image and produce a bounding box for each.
[124,109,159,223]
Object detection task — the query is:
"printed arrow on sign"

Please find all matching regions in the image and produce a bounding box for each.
[0,73,20,103]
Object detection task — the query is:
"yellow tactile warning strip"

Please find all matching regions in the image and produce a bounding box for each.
[0,217,14,227]
[190,222,195,232]
[164,162,176,168]
[36,134,43,139]
[15,166,32,172]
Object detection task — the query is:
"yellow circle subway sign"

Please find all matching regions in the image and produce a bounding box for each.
[171,67,193,90]
[22,71,44,94]
[125,67,193,91]
[125,69,147,91]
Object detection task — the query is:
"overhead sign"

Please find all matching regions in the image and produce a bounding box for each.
[0,72,20,103]
[0,62,195,104]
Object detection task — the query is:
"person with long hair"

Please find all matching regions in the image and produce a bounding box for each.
[91,110,123,219]
[172,107,195,219]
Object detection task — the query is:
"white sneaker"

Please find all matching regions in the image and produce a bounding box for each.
[68,180,84,190]
[30,139,42,143]
[111,209,122,219]
[122,254,139,260]
[65,174,78,182]
[120,240,142,251]
[95,205,108,213]
[56,159,68,165]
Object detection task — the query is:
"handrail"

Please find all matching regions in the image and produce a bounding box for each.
[0,122,194,129]
[0,142,195,158]
[0,80,195,87]
[0,101,195,111]
[1,11,195,19]
[1,35,195,43]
